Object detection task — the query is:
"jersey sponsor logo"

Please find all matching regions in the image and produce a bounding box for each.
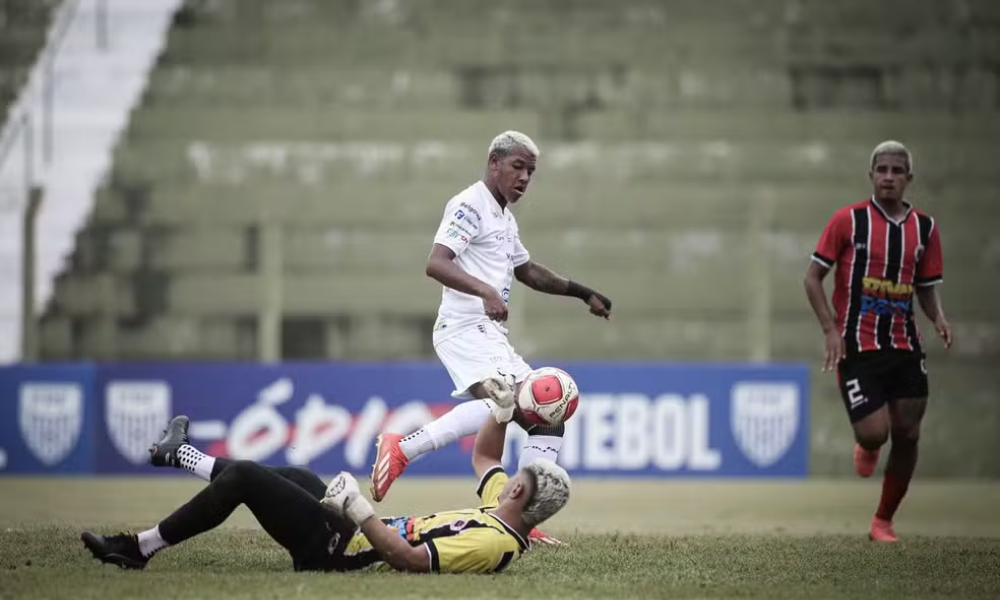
[730,383,799,468]
[450,221,476,236]
[105,381,172,465]
[458,202,482,222]
[445,226,469,243]
[860,277,913,316]
[385,516,415,540]
[453,209,479,231]
[501,287,509,303]
[19,383,84,466]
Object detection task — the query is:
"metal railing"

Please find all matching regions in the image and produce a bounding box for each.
[0,113,32,209]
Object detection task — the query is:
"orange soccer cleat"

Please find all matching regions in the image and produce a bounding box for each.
[869,516,898,542]
[853,444,880,478]
[369,433,410,502]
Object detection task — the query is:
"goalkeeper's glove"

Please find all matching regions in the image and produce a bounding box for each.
[321,472,375,525]
[481,371,516,424]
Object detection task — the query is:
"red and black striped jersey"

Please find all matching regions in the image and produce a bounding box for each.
[812,197,943,355]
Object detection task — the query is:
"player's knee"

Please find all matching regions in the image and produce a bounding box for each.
[220,460,260,485]
[856,429,889,451]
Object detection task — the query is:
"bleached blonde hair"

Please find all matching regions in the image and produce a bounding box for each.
[488,130,540,160]
[870,140,913,173]
[521,458,570,528]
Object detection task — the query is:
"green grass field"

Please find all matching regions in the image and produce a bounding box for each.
[1,478,998,599]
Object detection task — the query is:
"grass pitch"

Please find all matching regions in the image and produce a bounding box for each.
[1,478,998,599]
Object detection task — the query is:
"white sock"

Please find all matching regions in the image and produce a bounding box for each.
[177,444,215,482]
[137,525,169,558]
[518,435,563,470]
[399,400,492,460]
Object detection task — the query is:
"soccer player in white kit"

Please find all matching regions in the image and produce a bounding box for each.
[369,131,611,545]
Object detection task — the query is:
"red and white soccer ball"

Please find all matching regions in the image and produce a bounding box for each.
[516,367,580,427]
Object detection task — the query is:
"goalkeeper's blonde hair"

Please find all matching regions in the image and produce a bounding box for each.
[521,458,571,528]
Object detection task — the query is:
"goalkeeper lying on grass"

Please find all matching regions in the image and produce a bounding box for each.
[81,383,571,574]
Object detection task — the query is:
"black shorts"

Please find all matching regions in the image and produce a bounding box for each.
[837,350,929,423]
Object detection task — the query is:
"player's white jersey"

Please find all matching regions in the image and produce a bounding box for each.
[432,181,530,340]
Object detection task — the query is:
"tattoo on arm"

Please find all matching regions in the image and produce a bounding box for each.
[516,262,570,295]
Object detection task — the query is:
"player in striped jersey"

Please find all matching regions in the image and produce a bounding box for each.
[80,408,570,574]
[803,141,953,542]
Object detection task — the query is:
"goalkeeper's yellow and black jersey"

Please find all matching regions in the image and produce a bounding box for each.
[342,466,528,573]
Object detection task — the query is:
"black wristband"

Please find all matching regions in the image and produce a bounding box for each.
[565,280,593,301]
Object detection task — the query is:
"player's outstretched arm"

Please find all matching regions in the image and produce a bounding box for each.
[427,244,508,322]
[514,260,611,319]
[915,285,952,349]
[321,473,430,572]
[803,261,845,372]
[472,416,508,481]
[358,518,432,573]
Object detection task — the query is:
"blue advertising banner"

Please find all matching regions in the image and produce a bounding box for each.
[0,364,95,474]
[92,362,463,476]
[0,362,809,477]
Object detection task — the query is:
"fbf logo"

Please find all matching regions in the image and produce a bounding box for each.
[730,383,799,468]
[19,383,84,466]
[105,381,172,465]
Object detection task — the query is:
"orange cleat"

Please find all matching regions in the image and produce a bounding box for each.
[869,517,898,542]
[853,444,880,478]
[369,433,409,502]
[528,528,565,547]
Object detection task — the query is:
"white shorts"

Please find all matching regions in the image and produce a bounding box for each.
[434,321,533,399]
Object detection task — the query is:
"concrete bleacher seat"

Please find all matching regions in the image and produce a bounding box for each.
[0,0,57,118]
[38,0,999,366]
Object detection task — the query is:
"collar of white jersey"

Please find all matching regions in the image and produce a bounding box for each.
[475,181,508,214]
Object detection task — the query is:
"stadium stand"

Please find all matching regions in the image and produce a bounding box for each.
[31,0,998,378]
[0,0,57,121]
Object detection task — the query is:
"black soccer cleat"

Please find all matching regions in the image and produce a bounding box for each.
[148,415,190,468]
[81,531,148,570]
